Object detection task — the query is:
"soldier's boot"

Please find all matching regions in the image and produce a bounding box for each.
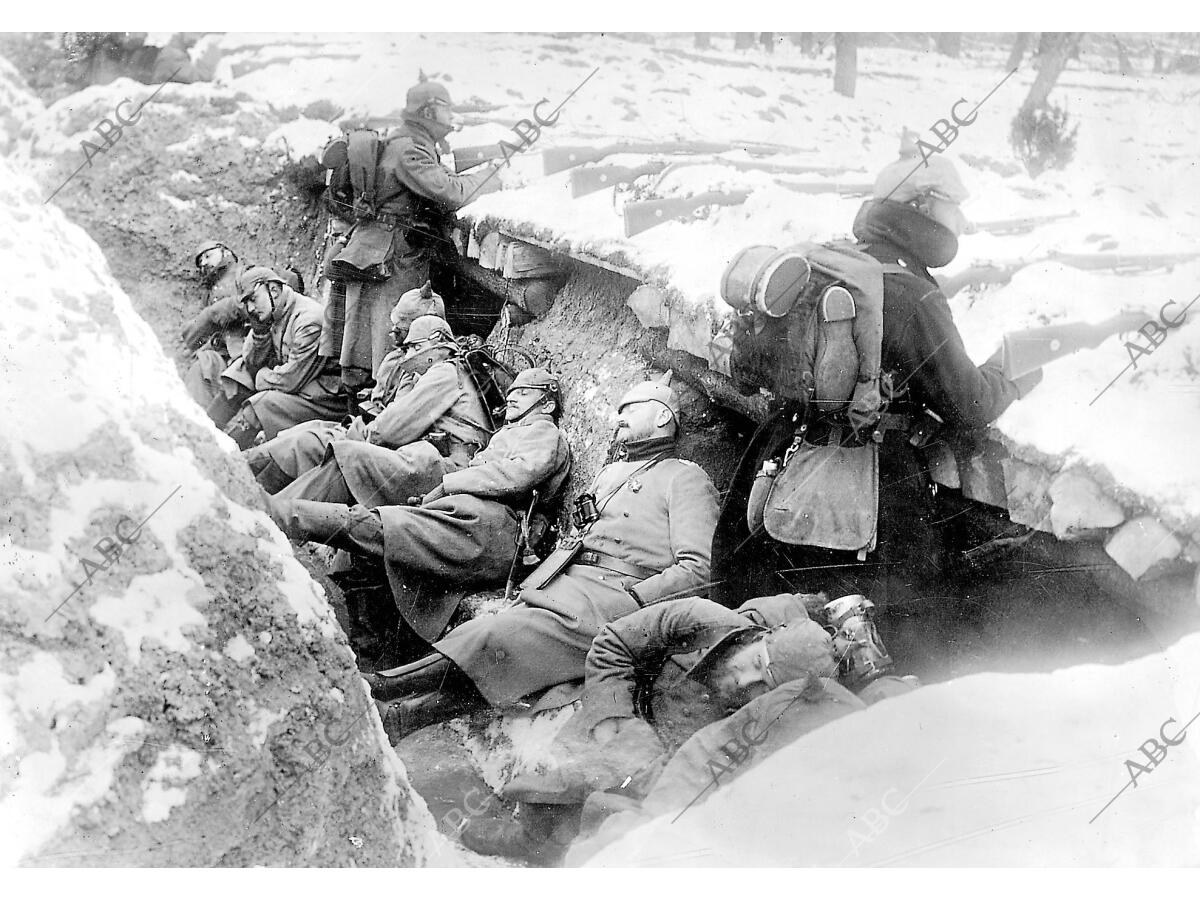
[376,689,484,743]
[364,653,458,701]
[330,563,397,662]
[269,498,353,545]
[245,445,293,494]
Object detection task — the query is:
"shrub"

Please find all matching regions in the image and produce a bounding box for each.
[1010,102,1079,178]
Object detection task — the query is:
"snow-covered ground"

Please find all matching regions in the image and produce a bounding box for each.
[187,32,1200,537]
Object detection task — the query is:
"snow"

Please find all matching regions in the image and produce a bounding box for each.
[184,33,1200,531]
[584,631,1200,866]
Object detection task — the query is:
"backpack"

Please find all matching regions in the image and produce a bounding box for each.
[320,128,384,219]
[461,344,519,432]
[724,241,892,554]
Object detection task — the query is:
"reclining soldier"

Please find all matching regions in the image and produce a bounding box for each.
[272,367,572,646]
[267,313,491,513]
[245,282,447,494]
[364,376,720,741]
[209,266,344,449]
[464,592,914,861]
[179,238,247,411]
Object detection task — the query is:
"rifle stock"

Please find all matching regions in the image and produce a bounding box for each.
[976,251,1200,277]
[454,144,506,173]
[1001,311,1150,380]
[623,190,752,237]
[569,162,669,198]
[970,212,1077,236]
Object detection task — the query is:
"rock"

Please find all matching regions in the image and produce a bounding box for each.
[1048,470,1126,541]
[478,231,501,269]
[1104,516,1183,581]
[1000,458,1053,533]
[625,284,669,329]
[502,241,558,279]
[0,156,443,866]
[954,438,1009,509]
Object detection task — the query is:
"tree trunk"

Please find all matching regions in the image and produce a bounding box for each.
[834,33,858,98]
[935,33,962,58]
[1114,35,1133,76]
[800,32,814,56]
[734,32,755,51]
[760,33,775,54]
[1006,32,1032,70]
[694,33,712,50]
[1022,32,1081,112]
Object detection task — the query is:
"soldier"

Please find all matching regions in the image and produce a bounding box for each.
[267,314,491,512]
[321,78,502,396]
[216,266,345,450]
[245,282,446,494]
[468,592,914,861]
[363,376,720,742]
[180,238,247,410]
[272,367,573,644]
[713,153,1043,609]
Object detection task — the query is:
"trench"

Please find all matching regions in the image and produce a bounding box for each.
[28,66,1197,863]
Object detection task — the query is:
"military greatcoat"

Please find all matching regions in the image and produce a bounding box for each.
[432,451,720,707]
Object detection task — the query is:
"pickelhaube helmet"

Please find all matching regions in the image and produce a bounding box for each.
[405,79,453,115]
[237,265,284,301]
[508,366,562,403]
[194,238,236,267]
[391,281,446,326]
[617,371,680,421]
[403,314,456,347]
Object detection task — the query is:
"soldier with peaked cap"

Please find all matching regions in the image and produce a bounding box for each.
[459,593,842,860]
[213,266,344,449]
[245,282,447,494]
[266,313,491,514]
[362,375,720,742]
[272,367,573,643]
[714,144,1042,610]
[180,238,249,409]
[321,77,502,394]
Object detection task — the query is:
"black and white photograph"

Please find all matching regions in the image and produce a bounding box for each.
[2,12,1199,878]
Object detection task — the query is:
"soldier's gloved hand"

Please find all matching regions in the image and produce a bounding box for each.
[591,716,632,744]
[1013,367,1043,399]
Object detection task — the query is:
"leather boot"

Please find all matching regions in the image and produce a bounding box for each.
[364,654,457,701]
[280,499,353,545]
[223,406,262,451]
[377,690,482,743]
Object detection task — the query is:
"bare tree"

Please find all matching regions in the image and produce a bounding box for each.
[800,33,814,56]
[734,32,755,51]
[935,33,962,58]
[1021,32,1082,112]
[834,33,858,98]
[760,32,775,55]
[694,33,712,50]
[1006,32,1033,69]
[1113,35,1134,76]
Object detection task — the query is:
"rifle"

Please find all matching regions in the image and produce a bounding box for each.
[453,144,507,173]
[1000,311,1150,380]
[570,158,863,199]
[543,140,815,176]
[973,250,1200,279]
[968,212,1078,236]
[622,181,874,237]
[505,489,541,602]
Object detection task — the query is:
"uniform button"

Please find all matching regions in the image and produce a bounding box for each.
[623,512,630,517]
[614,537,622,543]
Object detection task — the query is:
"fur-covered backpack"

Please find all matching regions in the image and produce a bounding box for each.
[723,241,893,556]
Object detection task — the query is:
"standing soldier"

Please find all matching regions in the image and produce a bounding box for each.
[364,376,721,742]
[180,238,247,410]
[713,153,1042,608]
[321,78,502,399]
[217,266,344,449]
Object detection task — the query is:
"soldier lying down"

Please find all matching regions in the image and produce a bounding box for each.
[458,592,917,863]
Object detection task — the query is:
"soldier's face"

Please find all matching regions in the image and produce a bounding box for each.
[242,283,275,324]
[707,640,771,711]
[505,386,546,423]
[615,400,667,443]
[197,248,228,283]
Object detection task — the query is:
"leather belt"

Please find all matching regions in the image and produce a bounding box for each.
[574,550,656,581]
